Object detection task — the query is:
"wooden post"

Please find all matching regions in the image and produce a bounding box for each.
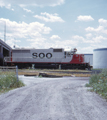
[16,66,19,82]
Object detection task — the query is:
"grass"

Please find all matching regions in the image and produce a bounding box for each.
[86,69,107,100]
[0,71,25,94]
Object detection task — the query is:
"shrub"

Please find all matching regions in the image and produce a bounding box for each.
[86,69,107,100]
[0,72,24,93]
[89,74,100,85]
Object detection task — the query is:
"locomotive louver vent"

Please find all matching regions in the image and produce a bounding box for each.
[13,50,30,53]
[53,49,62,52]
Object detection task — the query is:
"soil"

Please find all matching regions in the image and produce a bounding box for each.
[0,76,107,120]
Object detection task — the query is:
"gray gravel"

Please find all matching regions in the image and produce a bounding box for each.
[0,76,107,120]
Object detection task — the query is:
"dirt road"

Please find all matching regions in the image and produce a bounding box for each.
[0,76,107,120]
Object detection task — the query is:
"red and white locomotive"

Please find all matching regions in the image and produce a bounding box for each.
[4,48,90,69]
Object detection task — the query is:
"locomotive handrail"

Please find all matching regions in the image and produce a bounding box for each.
[4,56,66,62]
[4,57,11,62]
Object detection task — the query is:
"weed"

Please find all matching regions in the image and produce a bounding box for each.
[0,72,25,94]
[86,69,107,100]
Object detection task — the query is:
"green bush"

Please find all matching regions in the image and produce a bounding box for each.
[86,69,107,100]
[89,74,100,85]
[0,72,24,93]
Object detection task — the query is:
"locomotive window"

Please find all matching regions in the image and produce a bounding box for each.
[67,52,71,57]
[64,52,66,55]
[53,49,62,52]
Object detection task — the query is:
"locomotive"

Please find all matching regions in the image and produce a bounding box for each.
[4,48,90,69]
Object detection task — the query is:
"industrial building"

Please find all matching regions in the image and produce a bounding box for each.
[0,39,12,65]
[93,48,107,69]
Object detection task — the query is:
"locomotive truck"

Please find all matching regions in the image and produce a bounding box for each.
[4,48,90,69]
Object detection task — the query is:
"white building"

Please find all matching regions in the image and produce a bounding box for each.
[93,48,107,69]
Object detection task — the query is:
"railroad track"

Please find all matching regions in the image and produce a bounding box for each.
[18,69,102,77]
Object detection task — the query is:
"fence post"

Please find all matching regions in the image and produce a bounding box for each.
[16,66,19,82]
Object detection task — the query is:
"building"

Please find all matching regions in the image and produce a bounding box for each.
[93,48,107,69]
[0,39,12,65]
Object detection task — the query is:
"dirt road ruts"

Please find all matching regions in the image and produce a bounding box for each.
[0,76,107,120]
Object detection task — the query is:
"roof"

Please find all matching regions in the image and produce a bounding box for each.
[93,48,107,51]
[0,39,12,50]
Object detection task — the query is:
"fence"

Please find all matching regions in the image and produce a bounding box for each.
[0,66,19,82]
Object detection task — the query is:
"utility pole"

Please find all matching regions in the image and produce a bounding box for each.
[0,20,6,42]
[4,21,6,42]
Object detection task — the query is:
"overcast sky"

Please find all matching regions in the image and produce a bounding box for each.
[0,0,107,53]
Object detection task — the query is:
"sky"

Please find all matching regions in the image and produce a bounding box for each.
[0,0,107,53]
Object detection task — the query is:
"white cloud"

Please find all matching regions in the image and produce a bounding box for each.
[77,15,94,22]
[85,26,107,34]
[93,36,106,42]
[72,35,107,44]
[78,46,94,53]
[54,39,78,48]
[50,35,61,39]
[23,15,26,17]
[29,39,79,49]
[83,36,106,44]
[0,1,5,7]
[0,1,14,10]
[34,12,65,22]
[85,33,92,38]
[85,27,95,32]
[6,37,21,48]
[0,18,51,47]
[23,8,34,13]
[27,37,46,42]
[85,26,102,32]
[6,4,11,9]
[0,0,65,8]
[85,18,107,35]
[78,44,107,53]
[99,18,107,27]
[72,35,84,41]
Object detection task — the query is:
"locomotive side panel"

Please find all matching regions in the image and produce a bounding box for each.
[31,48,64,63]
[12,50,31,62]
[70,54,84,64]
[12,48,64,63]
